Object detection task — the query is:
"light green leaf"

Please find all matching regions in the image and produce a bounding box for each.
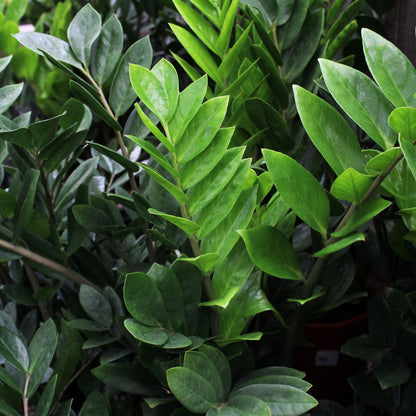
[294,85,363,175]
[180,127,234,189]
[169,75,207,144]
[14,32,82,69]
[216,0,239,55]
[148,208,200,235]
[67,4,101,67]
[238,226,302,280]
[187,147,244,214]
[176,96,229,164]
[365,147,401,176]
[263,150,329,238]
[320,59,396,150]
[332,198,392,238]
[331,167,374,205]
[91,14,123,85]
[138,163,186,204]
[179,253,220,274]
[0,325,28,371]
[109,36,153,117]
[5,0,27,22]
[170,24,222,84]
[362,28,416,108]
[167,367,219,413]
[0,83,23,114]
[400,136,416,182]
[389,107,416,142]
[124,319,168,346]
[232,384,318,416]
[313,233,365,257]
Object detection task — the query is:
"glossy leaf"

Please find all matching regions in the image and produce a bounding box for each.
[239,226,302,279]
[148,208,200,235]
[67,4,101,67]
[169,75,207,144]
[400,136,416,182]
[14,32,82,69]
[331,167,373,205]
[88,141,139,172]
[389,107,416,142]
[264,150,329,238]
[294,85,363,175]
[365,147,401,176]
[313,233,365,257]
[176,96,228,164]
[124,319,168,345]
[362,29,416,108]
[91,14,123,85]
[79,285,113,327]
[0,325,28,371]
[178,253,220,274]
[332,198,392,238]
[320,59,396,150]
[216,0,239,55]
[0,83,23,114]
[167,367,218,413]
[109,37,152,117]
[70,80,121,131]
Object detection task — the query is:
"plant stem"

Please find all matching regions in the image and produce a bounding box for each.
[82,68,156,263]
[23,373,30,416]
[0,238,100,291]
[280,151,404,365]
[24,264,50,321]
[37,160,57,229]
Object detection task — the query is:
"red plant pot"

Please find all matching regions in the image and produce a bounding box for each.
[294,312,367,405]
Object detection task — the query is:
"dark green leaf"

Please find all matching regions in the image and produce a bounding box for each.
[79,285,113,327]
[88,142,139,172]
[0,326,28,371]
[124,319,168,345]
[34,374,57,416]
[79,391,109,416]
[207,395,271,416]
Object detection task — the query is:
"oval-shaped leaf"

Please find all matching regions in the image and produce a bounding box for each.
[79,285,113,327]
[0,326,28,371]
[389,107,416,142]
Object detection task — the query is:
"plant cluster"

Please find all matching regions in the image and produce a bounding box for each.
[1,1,416,416]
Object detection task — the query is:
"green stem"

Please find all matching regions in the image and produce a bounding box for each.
[24,264,50,321]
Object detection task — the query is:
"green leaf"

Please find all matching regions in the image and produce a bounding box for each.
[178,253,220,274]
[67,4,101,67]
[320,59,396,150]
[331,167,373,205]
[109,36,152,117]
[0,189,15,217]
[232,384,318,416]
[187,0,220,26]
[164,332,193,349]
[184,351,226,402]
[55,157,98,210]
[173,0,219,55]
[69,80,121,131]
[0,326,28,371]
[72,204,111,232]
[138,163,186,204]
[207,395,271,416]
[91,14,123,85]
[216,0,239,55]
[341,334,387,361]
[332,198,392,238]
[0,399,20,416]
[282,9,324,82]
[365,147,401,176]
[263,150,329,238]
[176,96,229,164]
[130,64,170,122]
[239,226,302,280]
[82,336,117,349]
[27,319,58,397]
[148,208,200,236]
[88,142,139,172]
[5,0,27,22]
[124,272,168,328]
[201,186,257,259]
[34,374,57,416]
[234,374,311,393]
[194,160,250,238]
[14,32,82,69]
[79,391,109,416]
[325,0,362,43]
[375,356,411,390]
[169,75,207,144]
[170,24,222,85]
[389,107,416,142]
[294,85,363,175]
[0,364,22,393]
[180,127,234,189]
[362,28,416,108]
[400,136,416,182]
[313,233,365,257]
[151,59,179,122]
[0,83,23,114]
[13,168,39,240]
[126,135,176,177]
[124,319,168,345]
[167,367,219,413]
[79,285,113,327]
[66,319,107,332]
[187,147,244,214]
